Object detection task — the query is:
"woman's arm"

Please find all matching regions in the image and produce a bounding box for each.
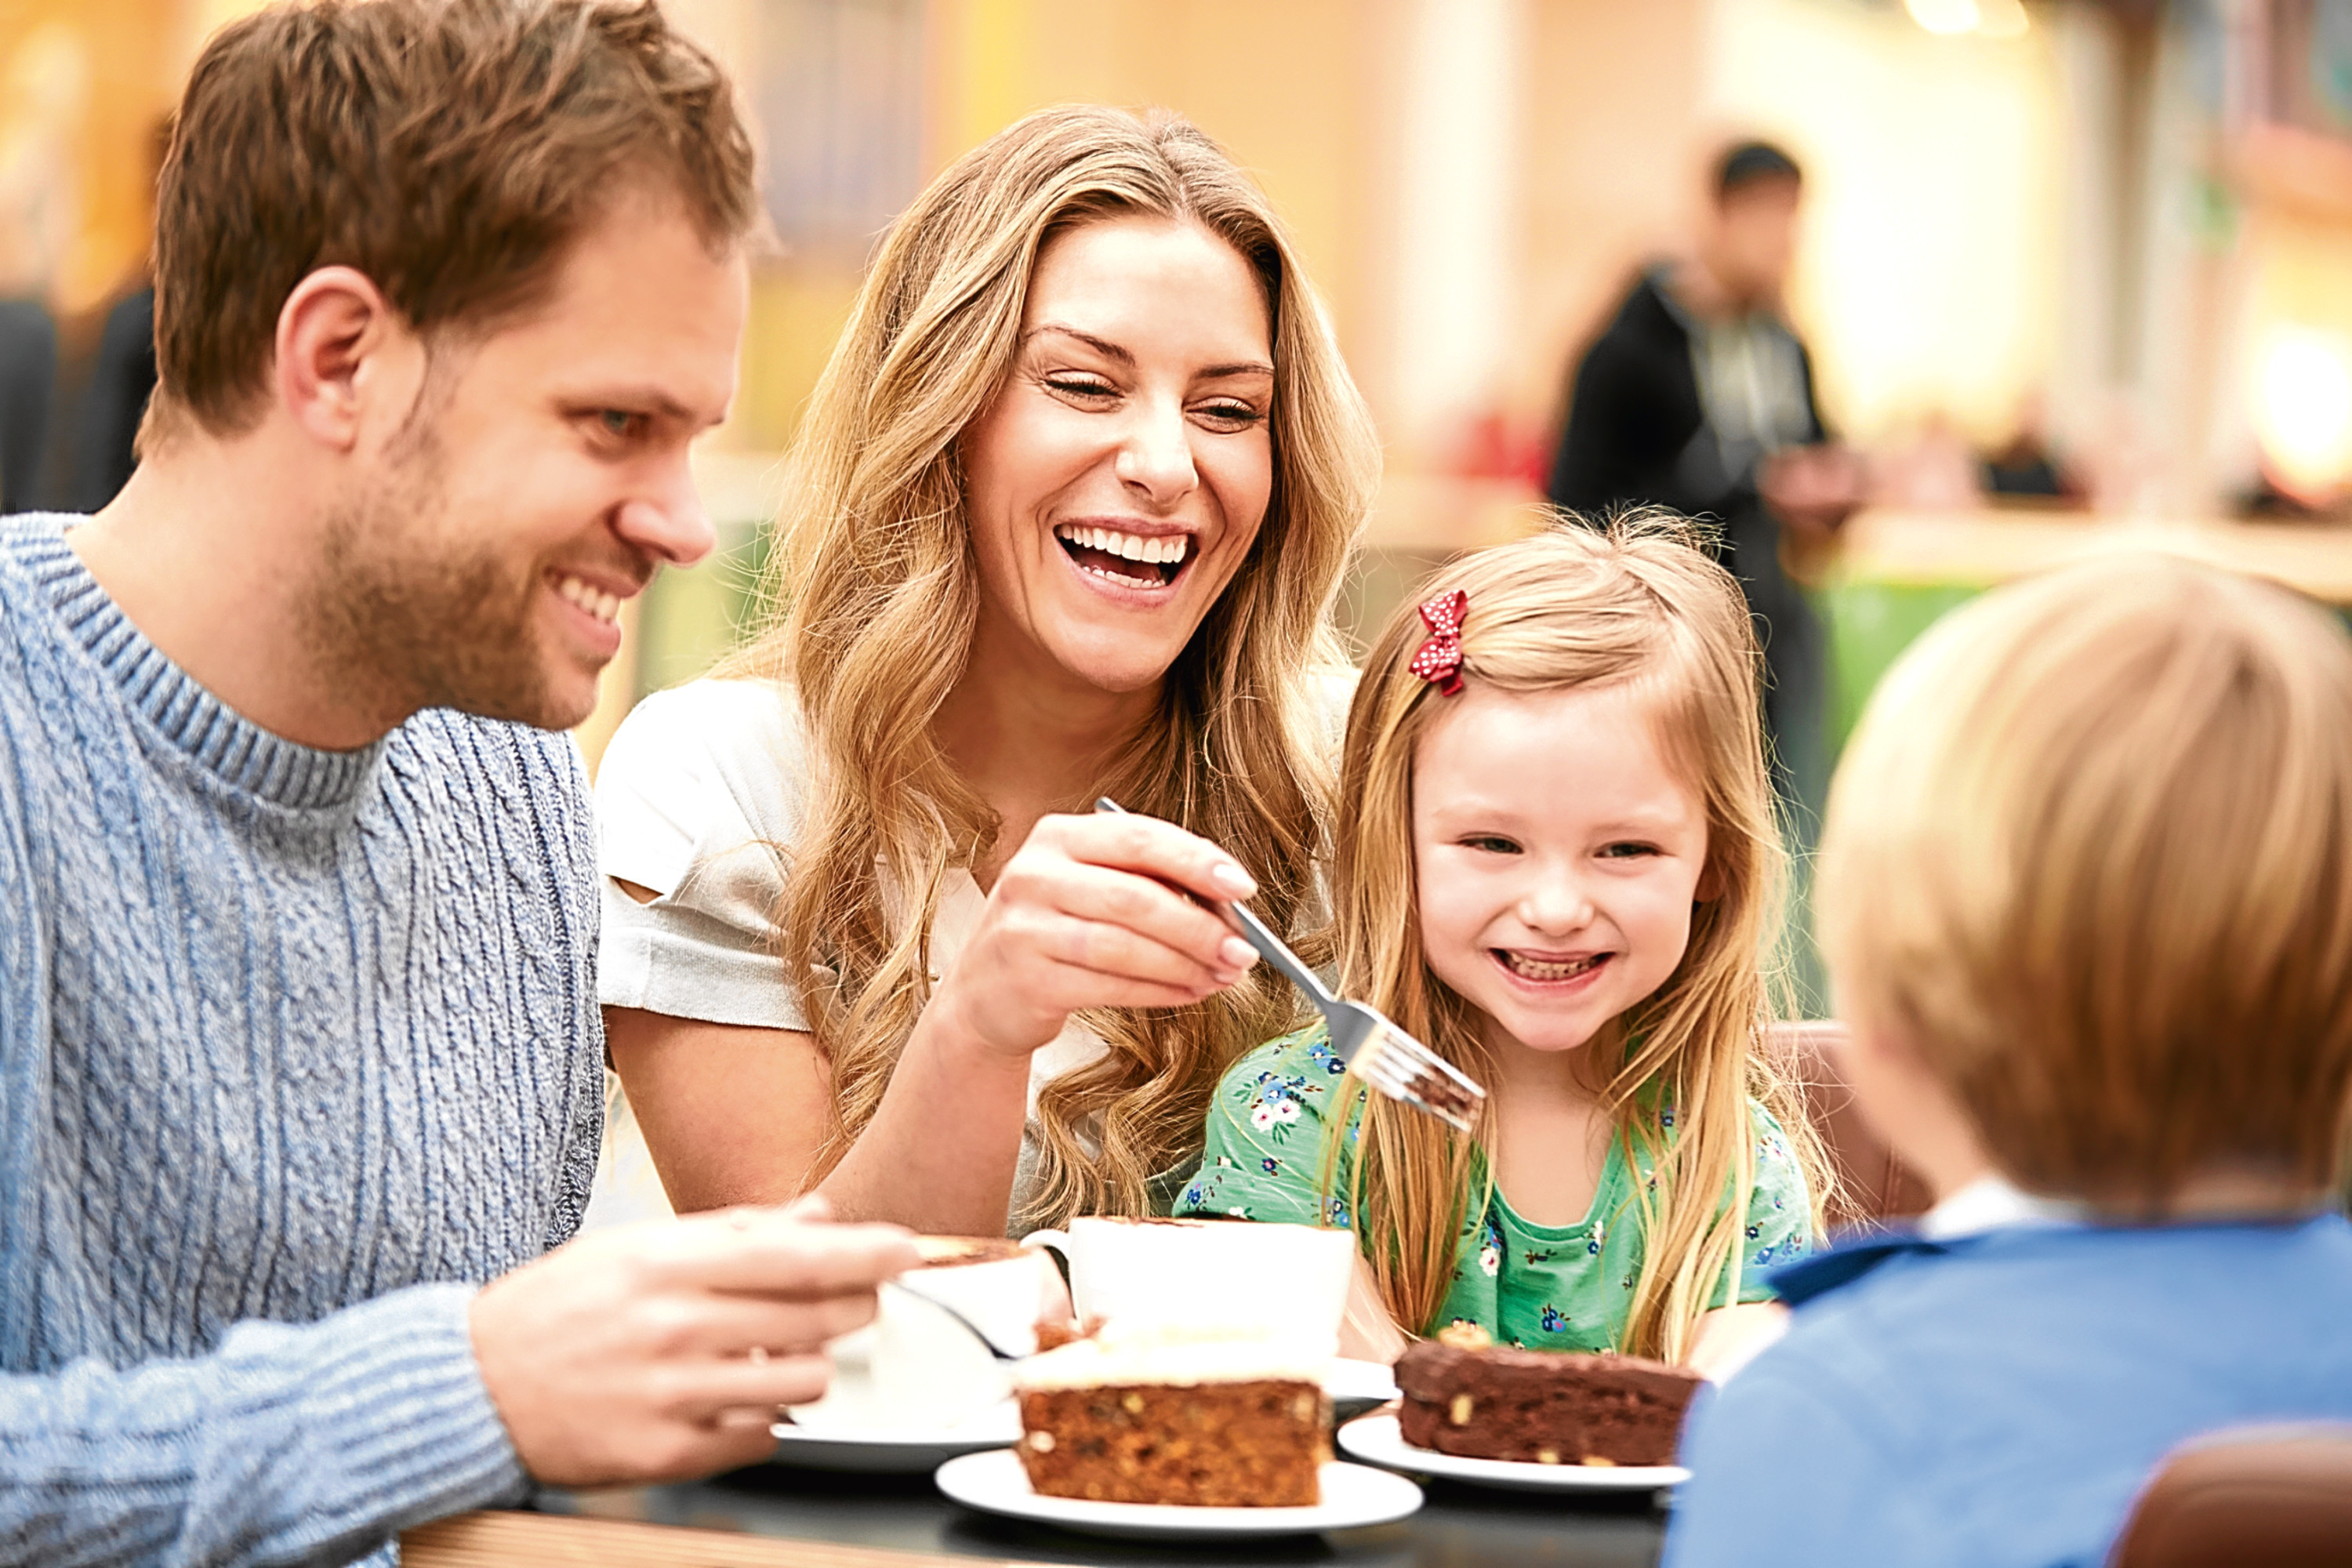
[604,1007,833,1214]
[1685,1301,1789,1382]
[1340,1256,1410,1363]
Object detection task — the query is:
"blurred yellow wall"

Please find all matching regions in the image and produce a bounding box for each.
[0,1,180,312]
[1699,0,2065,446]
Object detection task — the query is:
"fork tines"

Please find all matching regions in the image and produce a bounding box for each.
[1353,1023,1485,1133]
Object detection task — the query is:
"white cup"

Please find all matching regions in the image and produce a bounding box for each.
[786,1281,1011,1434]
[1019,1217,1355,1355]
[891,1236,1065,1358]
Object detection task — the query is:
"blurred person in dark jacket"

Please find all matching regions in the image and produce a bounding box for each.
[1548,141,1861,839]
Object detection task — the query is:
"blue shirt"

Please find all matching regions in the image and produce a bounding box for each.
[1664,1214,2352,1568]
[0,517,604,1564]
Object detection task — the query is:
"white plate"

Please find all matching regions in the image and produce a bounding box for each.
[767,1400,1022,1473]
[1338,1412,1688,1494]
[934,1449,1423,1541]
[1324,1357,1400,1406]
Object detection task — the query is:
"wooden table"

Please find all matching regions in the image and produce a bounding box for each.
[403,1460,1668,1567]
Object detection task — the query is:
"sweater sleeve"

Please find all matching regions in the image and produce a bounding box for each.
[0,1285,524,1567]
[0,725,524,1565]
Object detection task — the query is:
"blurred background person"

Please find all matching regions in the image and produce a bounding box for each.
[67,115,167,514]
[1547,140,1863,862]
[0,24,82,515]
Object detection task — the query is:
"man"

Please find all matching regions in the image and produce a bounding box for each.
[0,1,915,1561]
[1548,141,1863,842]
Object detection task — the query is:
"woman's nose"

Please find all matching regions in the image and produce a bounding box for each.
[1112,397,1198,508]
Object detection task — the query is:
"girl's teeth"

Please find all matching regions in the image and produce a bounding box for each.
[1507,952,1602,981]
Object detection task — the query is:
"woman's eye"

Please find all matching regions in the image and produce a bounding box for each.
[597,410,647,440]
[1194,401,1265,431]
[1044,375,1117,401]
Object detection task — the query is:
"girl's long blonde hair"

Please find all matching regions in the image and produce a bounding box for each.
[723,105,1380,1226]
[1323,516,1828,1362]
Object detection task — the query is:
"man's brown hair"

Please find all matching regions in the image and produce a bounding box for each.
[1820,555,2352,1211]
[151,0,757,437]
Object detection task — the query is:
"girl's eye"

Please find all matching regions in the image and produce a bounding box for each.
[1600,842,1660,860]
[1462,834,1521,855]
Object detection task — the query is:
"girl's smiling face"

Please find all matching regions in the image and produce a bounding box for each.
[1411,681,1714,1060]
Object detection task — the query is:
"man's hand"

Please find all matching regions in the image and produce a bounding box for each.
[470,1196,918,1486]
[1760,442,1867,537]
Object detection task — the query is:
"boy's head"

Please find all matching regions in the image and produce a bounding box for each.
[144,0,757,731]
[1820,555,2352,1211]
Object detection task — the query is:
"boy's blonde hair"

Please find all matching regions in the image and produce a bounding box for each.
[1323,515,1827,1362]
[723,105,1380,1225]
[1820,555,2352,1210]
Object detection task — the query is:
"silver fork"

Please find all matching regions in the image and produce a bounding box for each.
[1094,798,1486,1132]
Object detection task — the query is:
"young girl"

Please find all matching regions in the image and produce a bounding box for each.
[1176,518,1828,1368]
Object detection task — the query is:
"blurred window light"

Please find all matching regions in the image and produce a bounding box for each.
[1904,0,2029,38]
[2255,327,2352,502]
[1905,0,1982,36]
[1974,0,2030,40]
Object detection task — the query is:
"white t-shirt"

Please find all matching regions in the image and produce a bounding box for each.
[586,673,1352,1232]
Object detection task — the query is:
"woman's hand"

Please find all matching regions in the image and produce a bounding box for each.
[932,811,1263,1061]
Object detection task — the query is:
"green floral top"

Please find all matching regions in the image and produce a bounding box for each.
[1173,1025,1814,1349]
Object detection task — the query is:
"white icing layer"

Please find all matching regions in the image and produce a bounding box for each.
[1014,1321,1329,1392]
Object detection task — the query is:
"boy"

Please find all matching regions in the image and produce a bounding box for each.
[1665,555,2352,1566]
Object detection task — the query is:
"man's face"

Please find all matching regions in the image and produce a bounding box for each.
[1707,176,1802,309]
[311,187,743,732]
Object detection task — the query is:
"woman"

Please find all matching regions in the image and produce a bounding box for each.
[594,105,1380,1236]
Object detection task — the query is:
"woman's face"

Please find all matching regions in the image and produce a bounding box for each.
[960,215,1276,698]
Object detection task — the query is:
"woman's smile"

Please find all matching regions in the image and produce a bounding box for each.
[1051,519,1197,591]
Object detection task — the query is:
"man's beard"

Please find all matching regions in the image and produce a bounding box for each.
[304,436,576,737]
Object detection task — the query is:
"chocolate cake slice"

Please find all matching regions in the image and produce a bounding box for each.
[1395,1331,1700,1468]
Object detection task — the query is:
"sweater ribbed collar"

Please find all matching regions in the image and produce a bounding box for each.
[6,515,385,811]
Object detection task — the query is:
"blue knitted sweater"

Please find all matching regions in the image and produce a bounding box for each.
[0,517,604,1565]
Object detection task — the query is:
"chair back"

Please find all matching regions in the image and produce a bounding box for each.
[1763,1020,1933,1231]
[2109,1425,2352,1568]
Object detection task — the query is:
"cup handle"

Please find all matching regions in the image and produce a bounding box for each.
[1020,1229,1073,1282]
[1020,1229,1070,1261]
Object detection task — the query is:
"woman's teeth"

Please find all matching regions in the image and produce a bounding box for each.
[556,575,621,625]
[1501,951,1606,982]
[1054,524,1191,565]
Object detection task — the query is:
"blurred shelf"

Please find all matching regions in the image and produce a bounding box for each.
[1832,506,2352,605]
[2230,123,2352,224]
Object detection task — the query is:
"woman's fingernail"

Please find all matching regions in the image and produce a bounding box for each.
[1211,862,1258,898]
[1221,937,1258,970]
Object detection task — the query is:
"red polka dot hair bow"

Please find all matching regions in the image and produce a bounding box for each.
[1410,589,1468,695]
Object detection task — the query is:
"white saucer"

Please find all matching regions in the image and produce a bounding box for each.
[768,1400,1022,1473]
[1323,1357,1400,1406]
[1338,1412,1688,1494]
[934,1449,1423,1541]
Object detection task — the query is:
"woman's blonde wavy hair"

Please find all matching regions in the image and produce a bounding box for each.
[1319,516,1828,1362]
[722,105,1380,1227]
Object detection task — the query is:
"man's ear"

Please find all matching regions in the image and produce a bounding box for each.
[272,266,418,452]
